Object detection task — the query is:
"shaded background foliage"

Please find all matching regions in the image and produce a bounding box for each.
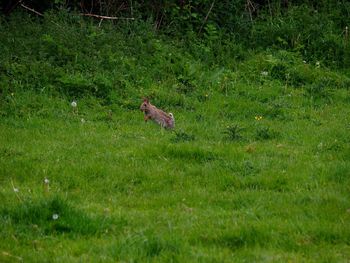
[0,0,349,106]
[1,0,349,69]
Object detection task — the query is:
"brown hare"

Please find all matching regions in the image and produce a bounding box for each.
[140,98,175,129]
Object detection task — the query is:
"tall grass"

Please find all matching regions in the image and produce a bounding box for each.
[0,11,350,262]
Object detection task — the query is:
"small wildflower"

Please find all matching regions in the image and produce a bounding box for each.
[13,188,19,193]
[52,214,59,220]
[303,60,307,64]
[11,93,14,96]
[81,118,85,123]
[261,71,268,76]
[315,61,320,68]
[255,116,263,121]
[44,178,49,184]
[71,101,77,108]
[205,94,208,97]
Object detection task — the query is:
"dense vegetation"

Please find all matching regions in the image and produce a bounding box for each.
[0,1,350,261]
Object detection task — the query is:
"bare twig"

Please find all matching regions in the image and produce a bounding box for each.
[4,0,21,15]
[19,1,44,17]
[130,0,134,18]
[18,1,134,22]
[198,0,215,34]
[245,0,255,23]
[81,13,135,20]
[99,0,102,15]
[90,0,94,14]
[267,0,273,23]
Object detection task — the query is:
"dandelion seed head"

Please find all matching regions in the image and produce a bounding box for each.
[52,214,59,220]
[71,101,77,108]
[44,178,50,184]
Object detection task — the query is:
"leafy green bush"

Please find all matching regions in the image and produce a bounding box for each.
[0,7,349,115]
[247,4,350,68]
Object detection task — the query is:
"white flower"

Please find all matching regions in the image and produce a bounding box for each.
[71,101,77,108]
[303,60,307,64]
[13,188,19,193]
[316,61,320,68]
[81,118,85,123]
[261,71,268,76]
[44,178,49,184]
[52,214,59,220]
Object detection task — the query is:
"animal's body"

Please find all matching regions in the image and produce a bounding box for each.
[140,98,175,129]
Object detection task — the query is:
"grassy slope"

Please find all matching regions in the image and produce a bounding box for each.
[1,13,350,262]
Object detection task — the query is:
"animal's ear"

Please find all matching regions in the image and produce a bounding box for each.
[143,97,149,103]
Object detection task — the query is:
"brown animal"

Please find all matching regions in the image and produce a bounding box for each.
[140,98,175,129]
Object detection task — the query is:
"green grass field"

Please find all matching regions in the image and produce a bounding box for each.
[1,13,350,262]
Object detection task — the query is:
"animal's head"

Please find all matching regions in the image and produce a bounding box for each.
[140,97,150,112]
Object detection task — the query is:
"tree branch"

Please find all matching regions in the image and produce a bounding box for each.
[81,13,135,20]
[18,1,135,22]
[19,1,44,17]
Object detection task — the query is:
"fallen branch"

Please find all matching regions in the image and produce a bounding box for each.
[81,13,135,20]
[19,1,44,17]
[19,1,134,21]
